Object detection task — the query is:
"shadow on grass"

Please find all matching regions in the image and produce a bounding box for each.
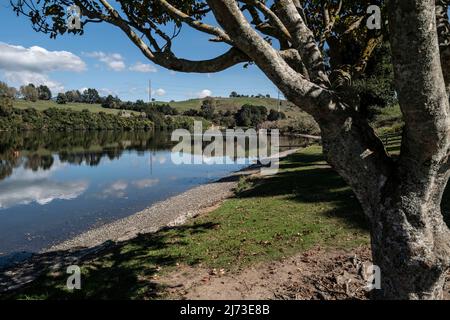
[1,147,387,299]
[237,152,369,231]
[1,222,218,300]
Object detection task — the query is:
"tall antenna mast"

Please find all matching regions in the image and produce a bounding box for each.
[277,89,281,112]
[149,79,152,104]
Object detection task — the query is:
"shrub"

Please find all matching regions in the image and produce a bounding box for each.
[20,84,38,102]
[56,93,67,104]
[0,107,153,132]
[235,104,268,127]
[267,109,286,121]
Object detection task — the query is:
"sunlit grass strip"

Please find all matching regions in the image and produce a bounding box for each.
[6,145,370,300]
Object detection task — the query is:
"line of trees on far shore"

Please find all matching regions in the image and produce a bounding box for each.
[0,81,108,105]
[229,91,271,99]
[1,81,291,131]
[0,82,53,105]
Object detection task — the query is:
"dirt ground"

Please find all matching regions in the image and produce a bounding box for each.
[159,246,450,300]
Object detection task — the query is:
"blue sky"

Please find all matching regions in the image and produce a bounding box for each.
[0,2,280,102]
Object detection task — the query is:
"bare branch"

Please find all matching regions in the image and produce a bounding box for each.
[95,0,246,73]
[239,0,292,42]
[207,0,337,116]
[389,0,450,170]
[318,0,343,50]
[156,0,232,44]
[275,0,331,87]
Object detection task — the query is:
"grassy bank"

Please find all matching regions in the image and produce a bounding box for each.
[15,97,296,116]
[4,145,369,300]
[8,100,211,132]
[0,107,153,131]
[13,100,138,115]
[370,104,403,135]
[157,97,295,113]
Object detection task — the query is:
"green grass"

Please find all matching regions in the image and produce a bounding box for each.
[4,145,369,300]
[157,97,297,113]
[366,104,403,155]
[13,100,137,115]
[371,104,404,135]
[14,97,299,118]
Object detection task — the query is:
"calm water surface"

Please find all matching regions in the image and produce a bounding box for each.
[0,130,305,266]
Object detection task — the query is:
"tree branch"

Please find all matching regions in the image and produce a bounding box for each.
[95,0,245,73]
[389,0,450,175]
[239,0,292,42]
[275,0,331,87]
[207,0,337,116]
[156,0,232,44]
[318,0,343,50]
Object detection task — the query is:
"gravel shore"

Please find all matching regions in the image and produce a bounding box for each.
[46,171,248,252]
[46,148,300,253]
[0,148,300,292]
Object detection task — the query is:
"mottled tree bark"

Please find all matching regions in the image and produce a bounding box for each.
[318,0,450,299]
[377,0,450,299]
[320,104,450,299]
[371,180,450,299]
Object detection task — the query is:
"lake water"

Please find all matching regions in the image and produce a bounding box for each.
[0,130,306,267]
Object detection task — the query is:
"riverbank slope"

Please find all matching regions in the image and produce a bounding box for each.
[1,145,375,298]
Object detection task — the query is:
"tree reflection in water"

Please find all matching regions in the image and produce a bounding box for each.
[0,130,175,182]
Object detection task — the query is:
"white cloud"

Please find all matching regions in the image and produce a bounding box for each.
[0,43,86,93]
[129,61,157,73]
[155,88,166,97]
[198,89,212,98]
[4,71,65,93]
[100,180,128,198]
[0,158,88,210]
[0,43,86,73]
[145,87,166,97]
[98,88,117,96]
[132,179,160,189]
[157,156,167,164]
[108,180,128,191]
[86,51,126,71]
[0,179,88,209]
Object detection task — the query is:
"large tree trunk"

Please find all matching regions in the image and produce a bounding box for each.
[207,0,450,299]
[371,181,450,299]
[320,112,450,299]
[370,0,450,299]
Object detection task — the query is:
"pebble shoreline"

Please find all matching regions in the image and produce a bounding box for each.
[46,172,243,252]
[46,148,300,253]
[0,149,300,292]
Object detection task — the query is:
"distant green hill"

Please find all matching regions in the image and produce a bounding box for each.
[13,96,302,118]
[157,97,298,114]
